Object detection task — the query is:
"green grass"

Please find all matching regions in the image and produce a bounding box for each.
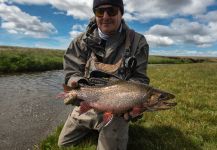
[39,63,217,150]
[0,46,64,73]
[1,45,217,74]
[148,56,193,64]
[148,56,217,64]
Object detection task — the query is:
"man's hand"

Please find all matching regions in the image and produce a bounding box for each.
[60,80,80,105]
[71,80,79,88]
[123,111,143,122]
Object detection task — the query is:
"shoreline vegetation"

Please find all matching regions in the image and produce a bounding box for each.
[1,45,217,74]
[0,46,64,74]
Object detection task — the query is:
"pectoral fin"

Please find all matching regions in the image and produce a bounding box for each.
[130,105,143,117]
[79,102,92,115]
[103,112,113,127]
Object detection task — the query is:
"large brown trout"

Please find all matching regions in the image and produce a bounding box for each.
[58,81,176,125]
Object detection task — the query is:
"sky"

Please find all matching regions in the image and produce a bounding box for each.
[0,0,217,57]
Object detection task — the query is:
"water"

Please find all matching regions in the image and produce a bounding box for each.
[0,70,71,150]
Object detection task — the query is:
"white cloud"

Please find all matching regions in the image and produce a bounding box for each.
[4,0,215,21]
[145,15,217,48]
[0,3,57,38]
[145,35,174,47]
[0,0,6,2]
[69,24,86,39]
[196,10,217,23]
[6,0,94,19]
[7,0,47,5]
[124,0,215,22]
[151,49,217,57]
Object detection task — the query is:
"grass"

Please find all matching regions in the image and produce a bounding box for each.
[148,55,217,64]
[0,46,64,73]
[39,63,217,150]
[1,45,217,74]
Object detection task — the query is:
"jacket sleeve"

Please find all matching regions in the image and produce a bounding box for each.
[63,34,88,86]
[130,35,150,85]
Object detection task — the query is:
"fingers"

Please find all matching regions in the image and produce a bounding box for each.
[71,81,79,88]
[123,112,129,120]
[123,111,143,122]
[64,91,77,105]
[123,112,133,122]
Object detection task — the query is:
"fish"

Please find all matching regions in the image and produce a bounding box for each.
[57,80,176,126]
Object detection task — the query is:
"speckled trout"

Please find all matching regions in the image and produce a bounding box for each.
[58,81,176,125]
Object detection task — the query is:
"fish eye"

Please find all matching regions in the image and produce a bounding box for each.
[159,94,166,100]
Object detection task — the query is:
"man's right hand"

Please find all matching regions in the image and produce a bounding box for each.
[60,81,80,105]
[71,80,79,89]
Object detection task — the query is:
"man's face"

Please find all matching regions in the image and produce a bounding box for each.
[94,5,122,35]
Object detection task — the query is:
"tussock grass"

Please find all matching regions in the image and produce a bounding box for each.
[39,63,217,150]
[0,46,64,73]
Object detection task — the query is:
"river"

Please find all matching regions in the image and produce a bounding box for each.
[0,70,71,150]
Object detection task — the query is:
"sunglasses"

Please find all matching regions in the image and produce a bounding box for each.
[94,6,119,17]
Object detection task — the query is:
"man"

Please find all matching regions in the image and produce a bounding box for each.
[58,0,150,149]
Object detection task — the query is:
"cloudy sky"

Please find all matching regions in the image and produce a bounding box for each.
[0,0,217,57]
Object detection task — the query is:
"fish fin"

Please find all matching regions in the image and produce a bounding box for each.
[130,106,143,117]
[106,80,125,86]
[103,112,113,127]
[63,84,74,92]
[56,92,68,99]
[79,102,92,115]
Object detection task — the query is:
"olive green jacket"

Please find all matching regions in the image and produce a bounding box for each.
[64,18,150,86]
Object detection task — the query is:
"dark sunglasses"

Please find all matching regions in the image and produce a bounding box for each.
[94,6,119,17]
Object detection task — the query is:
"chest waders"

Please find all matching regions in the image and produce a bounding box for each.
[83,20,137,86]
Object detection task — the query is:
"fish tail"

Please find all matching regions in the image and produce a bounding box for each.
[56,92,68,99]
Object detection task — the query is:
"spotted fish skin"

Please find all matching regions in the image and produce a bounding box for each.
[61,81,176,115]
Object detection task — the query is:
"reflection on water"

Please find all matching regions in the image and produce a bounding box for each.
[0,70,71,150]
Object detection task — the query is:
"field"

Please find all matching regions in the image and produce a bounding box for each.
[39,63,217,150]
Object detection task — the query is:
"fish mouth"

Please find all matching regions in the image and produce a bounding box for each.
[158,92,175,101]
[143,91,177,111]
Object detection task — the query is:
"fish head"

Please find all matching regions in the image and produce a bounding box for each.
[143,88,176,111]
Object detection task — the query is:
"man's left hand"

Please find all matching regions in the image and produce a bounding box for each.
[123,111,143,122]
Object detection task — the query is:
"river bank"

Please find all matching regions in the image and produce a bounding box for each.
[1,45,216,74]
[0,46,64,74]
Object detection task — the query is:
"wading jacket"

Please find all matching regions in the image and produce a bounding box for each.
[64,18,150,86]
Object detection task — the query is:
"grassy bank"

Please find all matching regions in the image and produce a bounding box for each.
[39,63,217,150]
[1,45,217,74]
[148,55,217,64]
[0,46,64,73]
